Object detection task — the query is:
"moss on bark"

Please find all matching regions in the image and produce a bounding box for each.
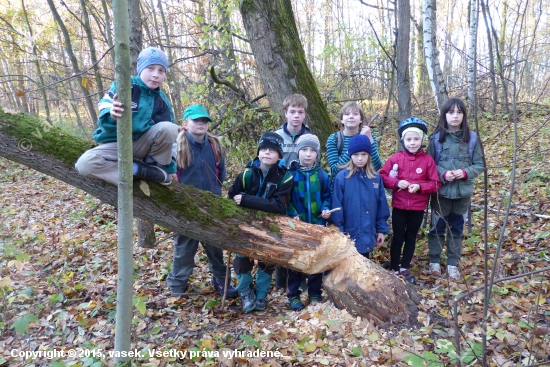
[0,109,95,167]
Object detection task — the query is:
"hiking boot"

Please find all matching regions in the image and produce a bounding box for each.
[211,277,237,298]
[255,298,266,311]
[429,263,441,275]
[447,265,460,280]
[238,288,256,313]
[133,159,171,185]
[309,295,322,304]
[288,296,305,311]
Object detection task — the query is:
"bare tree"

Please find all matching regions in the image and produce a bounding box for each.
[467,0,478,112]
[396,0,411,122]
[422,0,447,111]
[45,0,98,123]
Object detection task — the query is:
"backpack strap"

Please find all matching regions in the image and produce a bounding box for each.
[242,168,253,190]
[208,138,220,178]
[467,132,477,164]
[317,167,326,189]
[433,132,442,164]
[336,130,345,156]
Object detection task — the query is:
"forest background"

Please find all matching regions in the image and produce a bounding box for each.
[0,0,549,366]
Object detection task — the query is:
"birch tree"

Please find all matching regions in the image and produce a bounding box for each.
[422,0,447,111]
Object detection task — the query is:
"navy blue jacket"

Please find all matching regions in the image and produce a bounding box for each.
[176,132,226,196]
[331,169,390,253]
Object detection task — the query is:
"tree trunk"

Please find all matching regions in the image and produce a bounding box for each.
[467,0,478,113]
[137,219,156,248]
[100,0,115,68]
[128,0,142,74]
[79,0,104,94]
[239,0,333,143]
[0,112,421,326]
[46,0,98,123]
[396,0,411,123]
[112,0,133,360]
[21,0,50,123]
[480,0,497,113]
[422,0,448,112]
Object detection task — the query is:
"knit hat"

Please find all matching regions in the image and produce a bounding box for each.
[183,104,212,122]
[258,132,284,158]
[347,134,372,156]
[296,134,320,156]
[137,47,169,76]
[401,127,424,141]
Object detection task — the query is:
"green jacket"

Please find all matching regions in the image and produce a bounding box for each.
[426,130,484,199]
[93,76,174,143]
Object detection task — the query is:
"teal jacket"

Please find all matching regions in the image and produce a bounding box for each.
[426,130,484,199]
[92,76,176,173]
[93,76,175,143]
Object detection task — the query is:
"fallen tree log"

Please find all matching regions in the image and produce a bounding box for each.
[0,109,420,326]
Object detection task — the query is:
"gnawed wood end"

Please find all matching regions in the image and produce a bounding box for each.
[324,254,421,326]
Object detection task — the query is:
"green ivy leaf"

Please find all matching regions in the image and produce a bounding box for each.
[351,346,363,356]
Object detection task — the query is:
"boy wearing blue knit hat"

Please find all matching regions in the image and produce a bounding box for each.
[76,47,179,185]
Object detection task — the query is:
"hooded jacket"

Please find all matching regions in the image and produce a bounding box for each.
[426,130,484,199]
[331,169,390,253]
[380,150,441,211]
[228,158,293,214]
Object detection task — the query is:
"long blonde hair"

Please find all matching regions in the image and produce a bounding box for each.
[338,153,376,179]
[175,124,224,170]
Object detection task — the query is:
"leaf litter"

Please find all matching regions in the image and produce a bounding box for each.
[1,116,550,366]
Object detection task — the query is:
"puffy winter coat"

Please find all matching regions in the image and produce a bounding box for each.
[331,169,390,253]
[380,150,441,211]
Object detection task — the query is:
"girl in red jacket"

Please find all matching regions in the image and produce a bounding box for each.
[380,118,441,284]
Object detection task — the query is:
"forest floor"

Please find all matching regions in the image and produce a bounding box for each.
[1,110,550,367]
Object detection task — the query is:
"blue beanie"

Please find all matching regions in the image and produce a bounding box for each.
[137,47,169,76]
[348,134,372,156]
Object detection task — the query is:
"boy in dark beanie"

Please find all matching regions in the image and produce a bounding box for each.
[75,47,178,185]
[287,134,332,311]
[228,132,293,313]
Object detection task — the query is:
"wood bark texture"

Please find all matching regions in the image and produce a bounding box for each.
[239,0,333,143]
[422,0,448,112]
[0,111,420,326]
[396,0,412,123]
